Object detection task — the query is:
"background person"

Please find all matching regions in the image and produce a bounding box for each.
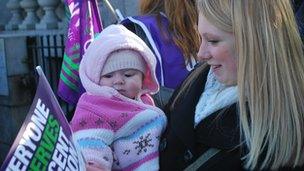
[121,0,200,109]
[293,0,304,40]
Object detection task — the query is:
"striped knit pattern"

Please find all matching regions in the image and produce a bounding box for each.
[70,92,167,171]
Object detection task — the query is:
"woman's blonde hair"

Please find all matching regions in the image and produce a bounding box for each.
[194,0,304,169]
[139,0,200,62]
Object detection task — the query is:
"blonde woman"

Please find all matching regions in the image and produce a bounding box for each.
[159,0,304,170]
[121,0,200,109]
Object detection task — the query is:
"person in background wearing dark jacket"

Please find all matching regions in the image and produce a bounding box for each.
[159,0,304,170]
[121,0,200,109]
[293,0,304,40]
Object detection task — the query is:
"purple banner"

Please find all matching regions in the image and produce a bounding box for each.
[57,0,103,105]
[0,66,85,171]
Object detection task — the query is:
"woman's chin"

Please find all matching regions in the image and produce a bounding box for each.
[214,76,237,86]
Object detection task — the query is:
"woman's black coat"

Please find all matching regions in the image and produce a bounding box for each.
[159,66,243,171]
[159,66,304,171]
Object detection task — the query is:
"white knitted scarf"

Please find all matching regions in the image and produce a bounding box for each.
[194,70,238,127]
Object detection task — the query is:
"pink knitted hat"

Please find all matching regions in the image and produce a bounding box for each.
[79,24,159,95]
[101,49,146,76]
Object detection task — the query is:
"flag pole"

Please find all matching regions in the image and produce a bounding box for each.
[103,0,124,22]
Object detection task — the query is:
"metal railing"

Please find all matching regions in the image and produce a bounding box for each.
[26,33,75,121]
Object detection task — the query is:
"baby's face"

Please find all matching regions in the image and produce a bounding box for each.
[99,69,144,99]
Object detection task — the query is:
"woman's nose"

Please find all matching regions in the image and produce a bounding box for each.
[197,43,211,62]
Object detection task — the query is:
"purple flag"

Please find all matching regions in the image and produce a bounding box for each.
[57,0,103,105]
[0,66,85,171]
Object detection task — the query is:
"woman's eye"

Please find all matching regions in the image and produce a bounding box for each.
[207,40,219,45]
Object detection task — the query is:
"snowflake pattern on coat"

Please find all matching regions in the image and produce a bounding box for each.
[134,133,154,155]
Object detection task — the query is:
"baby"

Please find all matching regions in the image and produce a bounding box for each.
[70,24,167,171]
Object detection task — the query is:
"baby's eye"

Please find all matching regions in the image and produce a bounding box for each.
[102,74,113,78]
[124,73,134,77]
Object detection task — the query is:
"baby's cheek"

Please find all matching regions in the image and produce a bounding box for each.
[129,81,143,92]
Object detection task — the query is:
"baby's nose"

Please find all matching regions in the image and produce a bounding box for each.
[113,75,124,84]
